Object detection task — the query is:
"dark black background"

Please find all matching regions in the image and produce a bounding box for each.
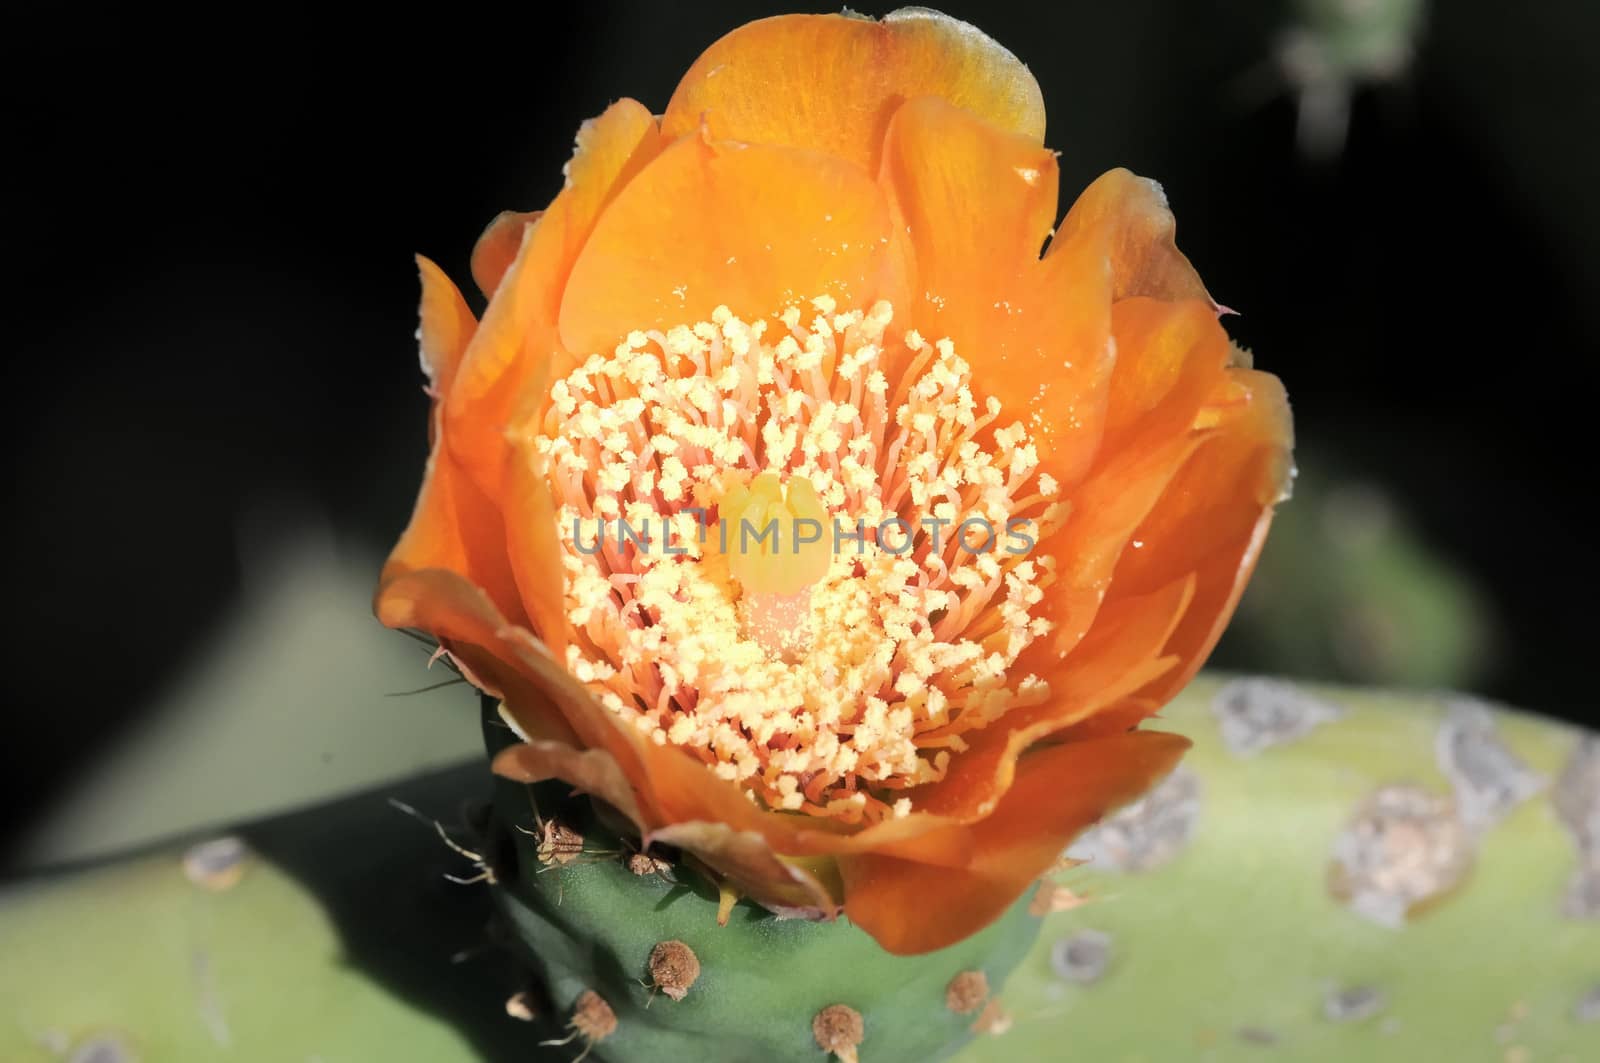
[7,1,1598,851]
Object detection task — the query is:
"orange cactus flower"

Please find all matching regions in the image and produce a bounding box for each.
[376,8,1293,955]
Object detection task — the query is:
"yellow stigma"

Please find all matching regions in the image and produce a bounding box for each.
[719,472,831,597]
[716,471,830,662]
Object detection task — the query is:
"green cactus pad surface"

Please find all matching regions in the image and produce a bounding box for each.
[2,677,1596,1061]
[962,677,1600,1061]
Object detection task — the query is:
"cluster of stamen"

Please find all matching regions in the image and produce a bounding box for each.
[533,296,1065,822]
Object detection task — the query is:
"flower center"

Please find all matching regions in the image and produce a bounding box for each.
[533,297,1065,822]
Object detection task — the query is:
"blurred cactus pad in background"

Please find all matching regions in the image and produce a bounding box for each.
[1217,455,1494,692]
[4,676,1596,1060]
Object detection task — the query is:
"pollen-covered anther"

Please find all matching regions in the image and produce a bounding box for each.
[944,970,990,1014]
[812,1003,865,1063]
[543,299,1063,823]
[647,939,701,1002]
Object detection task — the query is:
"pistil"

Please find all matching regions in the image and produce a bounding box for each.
[719,471,831,660]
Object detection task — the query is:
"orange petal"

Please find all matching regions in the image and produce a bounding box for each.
[1051,695,1167,742]
[648,821,840,914]
[415,255,476,401]
[1013,297,1233,673]
[491,728,841,910]
[388,579,1068,903]
[898,301,1236,826]
[377,425,526,630]
[662,9,1044,172]
[1112,367,1292,597]
[497,423,568,659]
[490,736,835,909]
[558,129,899,357]
[1100,296,1232,446]
[445,99,662,489]
[385,587,999,914]
[1020,425,1211,672]
[470,209,542,298]
[375,568,579,747]
[878,95,1113,484]
[791,815,975,869]
[487,678,973,899]
[492,739,648,829]
[615,718,976,866]
[1119,367,1293,703]
[1054,168,1213,305]
[841,729,1190,954]
[374,572,827,873]
[381,568,728,817]
[376,569,840,870]
[910,575,1194,823]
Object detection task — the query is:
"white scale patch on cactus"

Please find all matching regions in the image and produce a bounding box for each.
[1575,985,1600,1024]
[1211,676,1345,756]
[1049,928,1112,984]
[1320,694,1550,928]
[62,1036,135,1063]
[1553,735,1600,919]
[1560,860,1600,920]
[1435,696,1545,834]
[1322,983,1388,1023]
[1328,783,1473,928]
[1234,1026,1280,1046]
[1065,765,1201,872]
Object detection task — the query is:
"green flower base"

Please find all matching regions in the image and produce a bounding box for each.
[486,770,1038,1062]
